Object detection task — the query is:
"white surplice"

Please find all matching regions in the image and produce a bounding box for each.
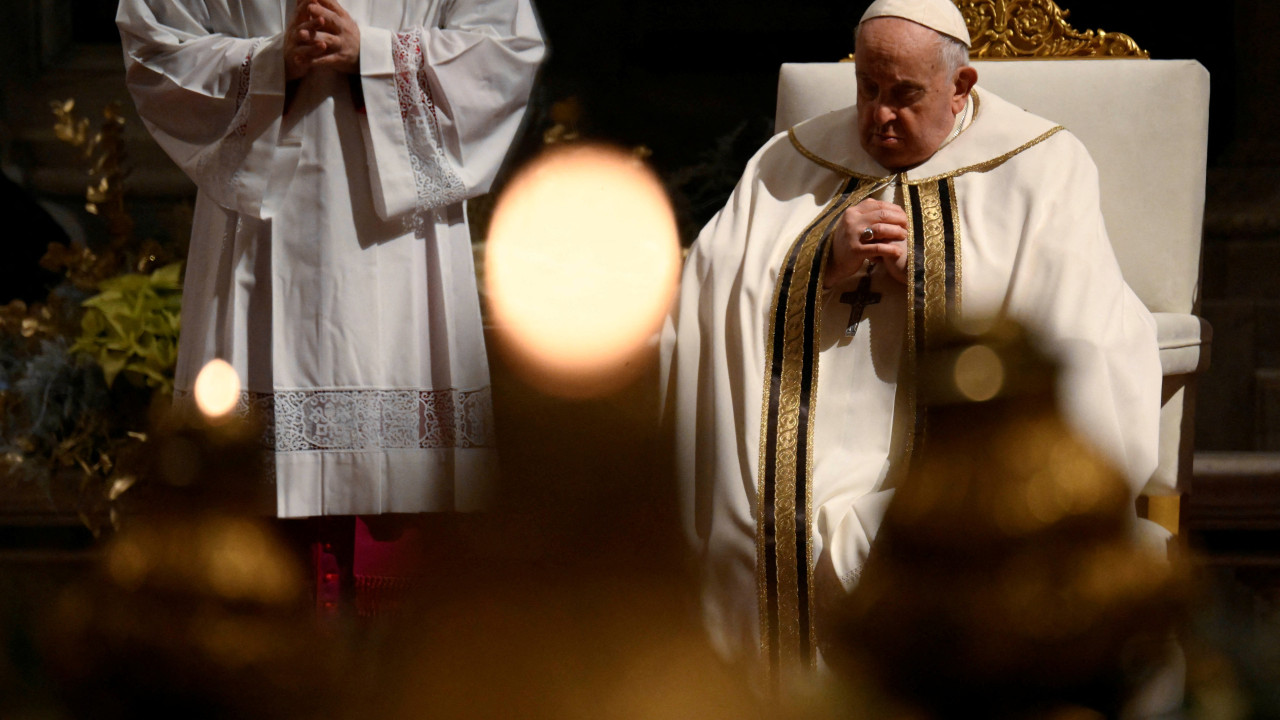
[660,88,1161,667]
[118,0,545,517]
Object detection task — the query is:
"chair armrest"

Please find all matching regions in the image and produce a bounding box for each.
[1155,312,1212,376]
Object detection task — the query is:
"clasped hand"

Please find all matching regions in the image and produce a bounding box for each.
[286,0,361,80]
[824,198,910,288]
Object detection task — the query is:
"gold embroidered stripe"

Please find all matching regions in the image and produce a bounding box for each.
[905,179,964,454]
[942,177,963,320]
[757,175,878,683]
[757,174,962,683]
[918,182,949,342]
[905,183,922,458]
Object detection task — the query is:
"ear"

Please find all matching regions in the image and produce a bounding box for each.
[951,66,978,113]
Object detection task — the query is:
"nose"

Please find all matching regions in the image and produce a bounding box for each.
[873,102,896,126]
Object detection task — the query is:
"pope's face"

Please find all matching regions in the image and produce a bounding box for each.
[855,18,968,171]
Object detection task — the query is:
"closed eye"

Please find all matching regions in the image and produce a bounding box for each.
[891,85,927,106]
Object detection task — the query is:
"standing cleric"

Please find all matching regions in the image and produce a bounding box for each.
[116,0,544,577]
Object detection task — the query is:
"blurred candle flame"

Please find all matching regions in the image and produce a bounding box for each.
[194,359,241,418]
[486,144,680,397]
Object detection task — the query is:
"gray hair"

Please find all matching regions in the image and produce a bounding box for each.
[854,23,973,74]
[938,33,970,74]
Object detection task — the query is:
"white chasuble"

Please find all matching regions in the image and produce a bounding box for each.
[118,0,545,517]
[660,88,1161,677]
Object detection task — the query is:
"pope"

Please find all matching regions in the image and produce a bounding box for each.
[660,0,1161,684]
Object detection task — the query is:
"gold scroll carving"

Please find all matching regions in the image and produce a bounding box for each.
[955,0,1149,59]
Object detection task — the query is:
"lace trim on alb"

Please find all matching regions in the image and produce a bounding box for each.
[178,386,495,452]
[233,47,254,134]
[391,30,467,231]
[839,564,864,592]
[193,38,264,205]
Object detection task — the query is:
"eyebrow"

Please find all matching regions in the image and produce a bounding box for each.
[857,76,929,97]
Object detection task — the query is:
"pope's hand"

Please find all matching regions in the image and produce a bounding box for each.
[300,0,361,74]
[825,198,909,287]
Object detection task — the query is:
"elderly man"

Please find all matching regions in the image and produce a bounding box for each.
[660,0,1161,681]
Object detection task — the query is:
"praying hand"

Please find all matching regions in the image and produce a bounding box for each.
[287,0,361,79]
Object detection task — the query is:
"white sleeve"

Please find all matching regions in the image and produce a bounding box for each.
[357,0,545,220]
[117,0,286,218]
[1006,135,1162,497]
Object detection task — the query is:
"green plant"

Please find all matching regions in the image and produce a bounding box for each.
[71,262,182,394]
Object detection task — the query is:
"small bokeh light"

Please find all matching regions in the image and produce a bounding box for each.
[953,344,1004,402]
[485,144,681,397]
[194,358,240,418]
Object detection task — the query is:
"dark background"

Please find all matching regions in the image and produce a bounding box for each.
[58,0,1244,173]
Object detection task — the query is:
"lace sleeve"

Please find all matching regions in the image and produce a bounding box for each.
[391,30,468,214]
[355,0,545,224]
[117,0,286,217]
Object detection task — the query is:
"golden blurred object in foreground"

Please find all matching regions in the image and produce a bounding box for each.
[103,515,302,606]
[829,320,1188,719]
[41,512,350,720]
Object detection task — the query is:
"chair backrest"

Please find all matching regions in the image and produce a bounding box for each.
[775,59,1211,315]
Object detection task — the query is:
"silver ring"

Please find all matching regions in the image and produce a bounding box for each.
[860,226,875,242]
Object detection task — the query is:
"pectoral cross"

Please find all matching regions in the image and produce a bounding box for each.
[839,264,881,338]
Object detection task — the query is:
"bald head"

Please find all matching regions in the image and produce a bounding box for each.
[853,17,978,170]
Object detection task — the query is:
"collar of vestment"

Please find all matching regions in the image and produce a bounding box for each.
[786,87,1064,183]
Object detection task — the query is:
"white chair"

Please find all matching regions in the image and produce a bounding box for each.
[774,0,1211,534]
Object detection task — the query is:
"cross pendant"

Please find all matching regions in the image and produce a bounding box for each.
[839,267,881,338]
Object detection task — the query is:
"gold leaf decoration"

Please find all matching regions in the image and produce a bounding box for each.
[956,0,1148,59]
[50,99,134,244]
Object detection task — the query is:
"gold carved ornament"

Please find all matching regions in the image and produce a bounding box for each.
[954,0,1148,59]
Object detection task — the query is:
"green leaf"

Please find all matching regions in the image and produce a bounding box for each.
[100,352,126,387]
[149,262,183,289]
[82,290,124,309]
[128,363,167,386]
[80,309,106,335]
[98,273,148,293]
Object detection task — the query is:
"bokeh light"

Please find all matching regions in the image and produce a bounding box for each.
[953,344,1004,402]
[485,144,681,397]
[194,358,241,418]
